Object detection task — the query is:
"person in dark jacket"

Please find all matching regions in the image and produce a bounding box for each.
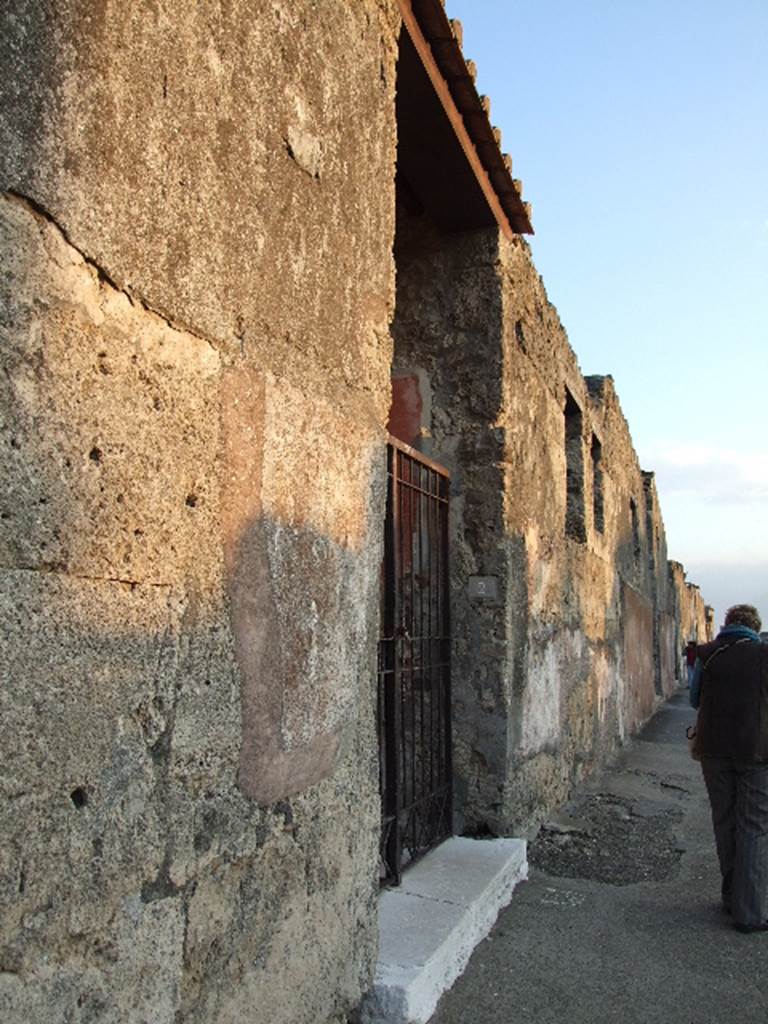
[691,603,768,932]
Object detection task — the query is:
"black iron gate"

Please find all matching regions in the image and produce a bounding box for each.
[378,438,451,886]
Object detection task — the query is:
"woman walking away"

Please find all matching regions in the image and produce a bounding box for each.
[691,604,768,932]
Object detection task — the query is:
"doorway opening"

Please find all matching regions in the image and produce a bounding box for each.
[377,438,452,885]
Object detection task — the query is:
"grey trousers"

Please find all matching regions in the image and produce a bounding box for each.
[701,757,768,927]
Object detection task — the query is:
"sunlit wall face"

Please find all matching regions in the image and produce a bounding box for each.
[447,0,768,623]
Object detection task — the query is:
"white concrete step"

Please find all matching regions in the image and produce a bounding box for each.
[360,836,528,1024]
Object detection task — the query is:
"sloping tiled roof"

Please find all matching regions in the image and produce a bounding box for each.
[400,0,533,235]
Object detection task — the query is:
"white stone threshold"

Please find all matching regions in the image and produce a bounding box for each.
[359,836,528,1024]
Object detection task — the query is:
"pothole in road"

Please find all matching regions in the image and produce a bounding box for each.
[529,792,684,885]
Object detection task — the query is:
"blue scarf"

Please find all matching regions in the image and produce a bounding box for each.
[715,624,761,643]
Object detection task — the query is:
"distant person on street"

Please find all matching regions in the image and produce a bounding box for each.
[684,640,698,687]
[690,604,768,932]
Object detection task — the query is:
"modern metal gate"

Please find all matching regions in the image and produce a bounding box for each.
[378,438,451,886]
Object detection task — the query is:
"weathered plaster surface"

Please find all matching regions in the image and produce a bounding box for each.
[392,209,687,834]
[0,0,398,395]
[391,212,512,831]
[1,3,708,1019]
[221,365,383,803]
[0,1,399,1020]
[669,560,715,678]
[497,238,681,828]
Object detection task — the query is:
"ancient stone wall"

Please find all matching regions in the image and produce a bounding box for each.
[389,215,686,836]
[0,3,399,1022]
[670,561,715,655]
[1,3,710,1019]
[494,236,682,829]
[390,205,510,834]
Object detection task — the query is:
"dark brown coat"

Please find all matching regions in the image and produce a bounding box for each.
[697,637,768,762]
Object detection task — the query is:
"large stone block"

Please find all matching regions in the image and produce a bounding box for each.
[0,194,222,588]
[0,0,397,407]
[0,0,395,1009]
[0,570,183,981]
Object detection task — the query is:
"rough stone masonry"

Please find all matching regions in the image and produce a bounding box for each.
[0,2,710,1023]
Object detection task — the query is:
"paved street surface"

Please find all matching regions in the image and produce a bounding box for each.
[428,691,768,1024]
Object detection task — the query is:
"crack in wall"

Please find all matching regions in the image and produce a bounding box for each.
[5,564,173,589]
[3,190,219,356]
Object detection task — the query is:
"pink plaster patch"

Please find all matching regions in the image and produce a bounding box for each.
[388,374,422,447]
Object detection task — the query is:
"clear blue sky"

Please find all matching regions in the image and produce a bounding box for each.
[449,0,768,628]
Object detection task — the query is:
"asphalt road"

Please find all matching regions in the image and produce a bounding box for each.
[428,690,768,1024]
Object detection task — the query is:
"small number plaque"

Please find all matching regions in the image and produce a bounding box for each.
[467,575,500,603]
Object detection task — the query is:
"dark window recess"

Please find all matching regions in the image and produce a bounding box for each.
[378,439,452,887]
[643,475,656,572]
[630,498,641,561]
[564,390,586,542]
[591,435,604,534]
[70,787,88,809]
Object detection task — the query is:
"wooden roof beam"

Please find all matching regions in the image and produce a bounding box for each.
[398,0,533,234]
[397,0,516,239]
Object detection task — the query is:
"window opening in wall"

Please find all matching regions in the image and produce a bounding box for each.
[591,434,604,534]
[564,390,586,543]
[643,476,656,572]
[630,497,641,561]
